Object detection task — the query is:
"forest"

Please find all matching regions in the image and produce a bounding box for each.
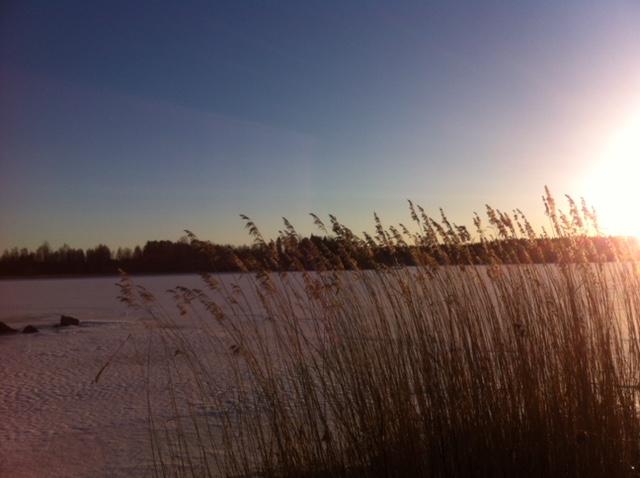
[0,232,635,277]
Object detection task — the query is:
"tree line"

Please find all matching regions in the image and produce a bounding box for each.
[0,233,636,277]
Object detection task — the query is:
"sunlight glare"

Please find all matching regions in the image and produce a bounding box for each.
[586,109,640,237]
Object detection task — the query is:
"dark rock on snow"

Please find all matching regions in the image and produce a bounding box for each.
[22,325,39,334]
[60,315,80,327]
[0,322,18,335]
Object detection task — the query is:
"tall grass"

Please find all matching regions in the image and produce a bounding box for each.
[123,189,640,477]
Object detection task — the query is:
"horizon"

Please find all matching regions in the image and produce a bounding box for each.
[2,1,640,250]
[5,206,640,257]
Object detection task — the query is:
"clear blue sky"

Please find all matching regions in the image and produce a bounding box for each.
[2,0,640,249]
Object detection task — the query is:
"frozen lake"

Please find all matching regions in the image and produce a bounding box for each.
[1,265,635,477]
[0,274,235,478]
[0,274,223,325]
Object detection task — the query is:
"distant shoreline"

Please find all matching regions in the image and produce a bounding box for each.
[0,271,225,281]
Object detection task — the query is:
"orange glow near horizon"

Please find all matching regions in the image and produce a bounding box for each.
[585,106,640,237]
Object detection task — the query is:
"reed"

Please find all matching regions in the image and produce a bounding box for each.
[124,189,640,477]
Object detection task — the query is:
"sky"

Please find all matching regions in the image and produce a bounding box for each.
[2,0,640,250]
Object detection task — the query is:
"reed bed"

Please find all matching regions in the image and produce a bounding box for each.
[122,189,640,477]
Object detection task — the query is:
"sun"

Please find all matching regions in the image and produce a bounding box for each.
[585,110,640,237]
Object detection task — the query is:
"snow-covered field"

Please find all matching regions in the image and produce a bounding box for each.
[0,274,230,478]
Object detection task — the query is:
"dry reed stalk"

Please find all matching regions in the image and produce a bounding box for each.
[118,190,640,477]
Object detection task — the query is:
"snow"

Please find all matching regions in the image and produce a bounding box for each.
[0,274,226,478]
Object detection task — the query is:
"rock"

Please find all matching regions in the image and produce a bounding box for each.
[60,315,80,327]
[0,321,18,335]
[22,325,39,334]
